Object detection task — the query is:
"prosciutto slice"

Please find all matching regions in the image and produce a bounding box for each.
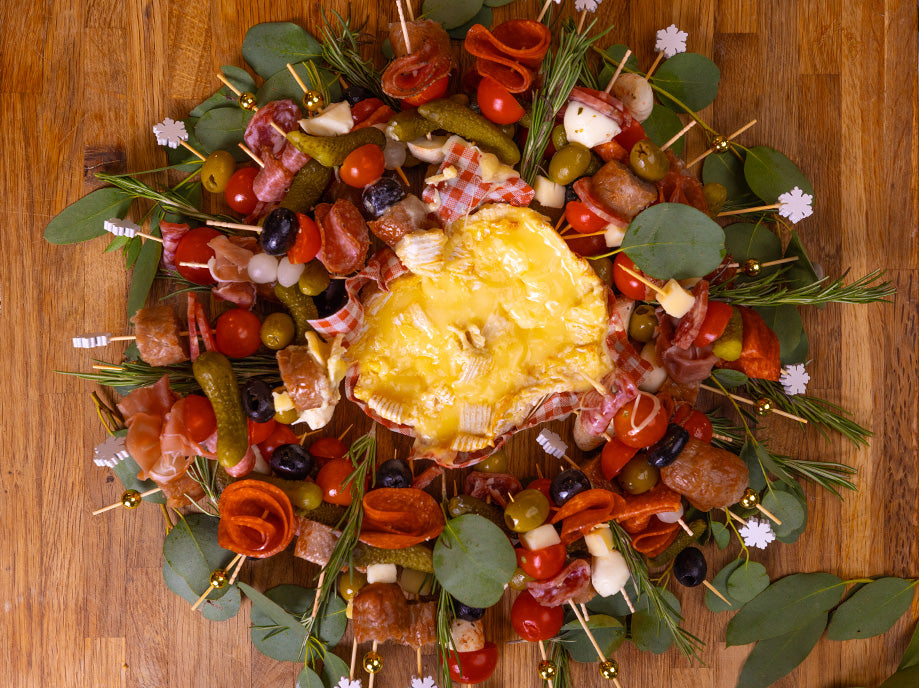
[117,376,178,480]
[381,39,452,100]
[207,235,255,283]
[673,280,709,349]
[464,20,551,93]
[253,148,295,203]
[315,199,370,275]
[464,471,522,509]
[159,222,189,270]
[657,315,719,384]
[527,559,594,606]
[244,99,301,157]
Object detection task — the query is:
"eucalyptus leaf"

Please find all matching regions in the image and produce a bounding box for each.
[560,615,625,662]
[484,0,515,6]
[707,558,743,612]
[598,45,642,88]
[448,6,493,41]
[652,53,720,112]
[239,582,308,662]
[754,305,805,366]
[104,235,130,253]
[727,561,770,605]
[162,561,241,621]
[295,666,323,688]
[743,146,814,204]
[44,187,133,244]
[725,573,845,646]
[762,484,806,539]
[422,0,484,30]
[740,441,769,492]
[190,66,257,117]
[641,104,685,157]
[736,613,827,688]
[242,23,323,79]
[711,521,730,549]
[899,621,919,670]
[126,221,162,318]
[124,235,142,268]
[256,62,342,108]
[319,647,350,686]
[723,222,782,265]
[162,514,237,602]
[709,369,749,389]
[826,578,918,641]
[879,667,919,688]
[782,328,810,366]
[784,230,821,292]
[630,596,678,654]
[622,203,726,279]
[703,151,756,205]
[195,107,254,162]
[586,590,647,618]
[433,514,516,608]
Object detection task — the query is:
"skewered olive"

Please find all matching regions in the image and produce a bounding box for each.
[375,458,413,489]
[270,444,314,481]
[504,489,550,533]
[201,150,236,193]
[339,568,367,601]
[454,599,486,622]
[617,455,659,495]
[673,546,707,587]
[298,261,331,296]
[314,278,348,318]
[291,480,323,510]
[629,139,669,182]
[628,304,658,343]
[703,182,728,216]
[343,86,374,106]
[499,122,517,138]
[548,143,591,186]
[241,378,275,423]
[549,469,591,506]
[477,450,508,474]
[362,177,405,218]
[274,405,300,425]
[551,124,569,150]
[260,312,296,350]
[260,208,299,256]
[647,423,690,468]
[509,567,534,591]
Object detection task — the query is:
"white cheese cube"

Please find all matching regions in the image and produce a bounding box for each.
[591,550,631,597]
[564,103,622,149]
[657,279,696,318]
[520,524,562,551]
[638,341,668,393]
[272,390,295,413]
[604,222,627,248]
[366,563,398,585]
[533,175,566,208]
[299,101,353,136]
[450,619,485,653]
[584,524,614,557]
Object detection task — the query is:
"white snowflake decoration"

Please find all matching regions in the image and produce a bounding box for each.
[73,332,111,349]
[777,186,814,224]
[411,677,438,688]
[104,217,141,238]
[575,0,601,12]
[93,434,131,468]
[655,24,688,58]
[536,429,568,459]
[780,363,810,396]
[153,117,188,148]
[336,678,362,688]
[739,517,776,549]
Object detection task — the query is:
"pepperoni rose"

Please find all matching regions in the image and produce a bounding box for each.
[217,480,296,558]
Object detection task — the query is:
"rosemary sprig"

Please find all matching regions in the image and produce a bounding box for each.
[186,456,220,513]
[608,521,705,661]
[770,456,857,497]
[710,268,895,308]
[156,269,212,297]
[520,19,610,185]
[96,172,231,225]
[707,414,745,451]
[436,585,457,688]
[550,641,572,688]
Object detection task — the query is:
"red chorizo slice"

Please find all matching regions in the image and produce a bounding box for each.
[616,483,684,533]
[360,488,445,549]
[630,520,681,557]
[464,21,551,93]
[316,199,370,275]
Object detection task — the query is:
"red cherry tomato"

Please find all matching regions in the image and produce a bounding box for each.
[693,301,733,347]
[257,423,299,461]
[565,200,608,234]
[287,213,322,264]
[680,410,713,444]
[444,642,498,684]
[247,417,277,446]
[403,74,450,107]
[215,308,262,358]
[182,394,217,443]
[566,231,607,257]
[316,457,358,505]
[613,253,648,300]
[351,98,384,125]
[516,543,566,581]
[224,167,259,215]
[476,76,525,125]
[613,392,669,449]
[340,143,385,188]
[601,437,639,480]
[175,227,220,285]
[526,478,553,502]
[614,118,647,152]
[511,591,564,641]
[309,437,348,461]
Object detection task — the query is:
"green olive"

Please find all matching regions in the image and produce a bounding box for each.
[548,143,591,186]
[201,150,236,193]
[274,406,300,425]
[292,480,323,510]
[628,304,658,343]
[617,455,659,495]
[298,260,331,296]
[509,567,534,591]
[702,182,728,216]
[629,139,669,182]
[260,312,296,351]
[477,449,508,474]
[589,257,614,285]
[519,110,532,129]
[551,124,569,150]
[339,568,367,602]
[584,151,603,177]
[504,489,550,533]
[400,568,434,596]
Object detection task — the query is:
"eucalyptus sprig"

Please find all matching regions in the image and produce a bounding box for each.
[710,267,895,308]
[436,585,457,688]
[96,172,232,225]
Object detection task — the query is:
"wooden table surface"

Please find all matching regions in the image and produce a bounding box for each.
[3,1,918,687]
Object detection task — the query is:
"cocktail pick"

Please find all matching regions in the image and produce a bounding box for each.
[73,329,187,349]
[363,640,384,688]
[537,639,556,687]
[536,0,561,23]
[699,384,807,424]
[726,256,800,275]
[686,119,757,167]
[103,218,163,243]
[206,219,262,233]
[647,24,688,79]
[237,142,264,167]
[567,601,624,687]
[718,186,814,224]
[92,487,162,515]
[659,120,697,152]
[673,546,731,607]
[536,429,581,470]
[739,488,783,525]
[603,49,632,94]
[396,0,412,54]
[153,117,206,160]
[191,553,245,611]
[216,71,259,112]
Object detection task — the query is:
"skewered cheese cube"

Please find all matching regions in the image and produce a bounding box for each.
[520,524,562,551]
[584,524,614,557]
[564,103,622,149]
[450,619,485,653]
[638,342,668,393]
[272,390,295,413]
[366,563,398,585]
[533,175,565,208]
[657,279,696,318]
[299,101,353,136]
[604,222,627,248]
[592,550,631,597]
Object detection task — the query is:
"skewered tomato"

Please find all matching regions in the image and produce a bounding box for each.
[515,544,566,581]
[444,642,498,684]
[316,457,357,505]
[257,423,299,461]
[340,144,385,188]
[511,591,564,641]
[693,301,733,347]
[477,76,525,125]
[525,478,552,502]
[215,308,262,358]
[224,167,259,215]
[612,392,668,448]
[673,407,714,443]
[247,417,276,446]
[309,437,348,461]
[182,394,217,443]
[601,437,639,479]
[613,253,648,300]
[174,227,220,285]
[351,98,384,124]
[565,200,607,234]
[287,214,322,264]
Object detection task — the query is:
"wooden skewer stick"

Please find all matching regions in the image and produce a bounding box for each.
[368,640,380,688]
[270,121,288,137]
[338,424,354,441]
[703,580,732,606]
[536,0,554,23]
[753,502,783,525]
[568,600,605,661]
[579,372,611,396]
[686,119,757,167]
[216,71,242,96]
[349,640,358,680]
[396,0,412,54]
[191,553,244,611]
[92,364,123,371]
[602,431,614,442]
[537,639,555,688]
[206,219,262,233]
[92,487,162,515]
[727,256,800,269]
[178,261,210,269]
[617,263,663,296]
[725,508,748,527]
[228,554,247,585]
[580,603,590,622]
[604,49,632,94]
[645,52,665,80]
[719,202,798,219]
[405,0,414,21]
[310,570,326,619]
[286,62,309,94]
[416,646,422,679]
[620,588,636,614]
[577,10,588,34]
[677,518,695,536]
[238,142,264,168]
[660,120,697,152]
[180,140,207,161]
[699,384,808,424]
[395,165,410,187]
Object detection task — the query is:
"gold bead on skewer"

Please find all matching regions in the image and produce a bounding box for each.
[538,660,558,680]
[238,92,258,111]
[120,489,142,509]
[755,398,773,415]
[712,135,730,153]
[209,568,230,589]
[599,659,620,679]
[740,488,760,509]
[303,90,324,114]
[362,651,383,673]
[742,258,762,276]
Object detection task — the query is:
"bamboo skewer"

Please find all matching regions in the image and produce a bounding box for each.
[396,0,412,54]
[238,143,264,167]
[367,640,380,688]
[727,256,800,269]
[660,120,697,152]
[719,203,801,219]
[699,384,808,424]
[350,640,358,680]
[536,0,554,23]
[191,553,244,611]
[311,571,326,619]
[92,487,162,515]
[645,52,665,80]
[604,49,632,94]
[286,62,310,95]
[686,119,757,168]
[577,10,588,34]
[415,647,423,679]
[228,555,247,585]
[620,588,635,614]
[703,580,733,606]
[206,219,262,233]
[579,372,611,396]
[537,639,555,688]
[216,71,242,95]
[179,140,207,161]
[753,502,782,524]
[725,508,748,527]
[568,601,623,688]
[405,0,414,21]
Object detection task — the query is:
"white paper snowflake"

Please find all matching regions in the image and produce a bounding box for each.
[777,186,814,224]
[411,677,438,688]
[575,0,601,12]
[93,434,131,468]
[780,363,810,396]
[104,217,141,238]
[739,517,776,549]
[73,332,111,349]
[153,117,188,148]
[655,24,688,58]
[336,678,362,688]
[536,429,568,459]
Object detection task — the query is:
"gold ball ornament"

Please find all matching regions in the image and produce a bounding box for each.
[120,489,142,509]
[238,92,258,111]
[742,258,762,276]
[740,488,760,509]
[712,135,730,153]
[209,569,230,588]
[755,397,773,415]
[599,659,620,679]
[362,651,383,673]
[538,660,558,680]
[303,90,324,114]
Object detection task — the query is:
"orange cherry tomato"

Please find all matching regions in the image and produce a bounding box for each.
[613,392,669,449]
[340,143,385,188]
[316,457,358,505]
[287,213,322,264]
[476,76,525,125]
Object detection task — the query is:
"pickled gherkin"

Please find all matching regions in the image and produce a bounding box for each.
[351,542,434,573]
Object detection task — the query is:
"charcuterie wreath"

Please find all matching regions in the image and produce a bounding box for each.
[47,2,916,687]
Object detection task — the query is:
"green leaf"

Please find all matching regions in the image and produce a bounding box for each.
[743,146,815,204]
[899,621,919,670]
[246,584,347,661]
[723,222,782,265]
[707,559,743,612]
[783,230,821,292]
[736,613,827,688]
[190,66,257,117]
[319,647,350,686]
[725,572,845,646]
[44,187,133,244]
[421,0,484,30]
[709,369,749,389]
[740,441,769,491]
[448,6,493,41]
[703,151,757,205]
[239,582,309,662]
[711,521,730,549]
[622,203,726,279]
[295,666,323,688]
[162,561,241,621]
[256,62,341,108]
[727,561,770,605]
[598,45,642,88]
[641,104,685,157]
[162,513,237,602]
[560,614,625,662]
[782,328,810,365]
[586,590,648,618]
[126,220,162,318]
[754,305,805,367]
[124,234,142,269]
[827,578,918,641]
[652,53,720,112]
[484,0,515,6]
[879,667,919,688]
[630,589,680,654]
[242,23,323,79]
[762,484,806,539]
[433,514,517,608]
[195,107,254,162]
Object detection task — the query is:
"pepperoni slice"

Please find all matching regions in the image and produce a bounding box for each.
[615,483,684,533]
[630,520,681,557]
[464,21,551,94]
[360,488,445,549]
[217,480,296,558]
[381,41,453,100]
[550,488,625,545]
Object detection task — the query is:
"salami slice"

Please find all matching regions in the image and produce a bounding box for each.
[465,471,523,509]
[568,86,632,128]
[252,148,295,203]
[382,40,453,100]
[159,221,190,270]
[243,99,302,157]
[315,199,370,275]
[550,488,625,545]
[465,21,551,94]
[673,280,709,349]
[359,488,445,549]
[526,559,593,607]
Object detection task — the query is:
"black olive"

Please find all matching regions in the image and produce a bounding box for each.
[375,458,413,489]
[270,444,314,481]
[549,469,591,506]
[453,599,486,622]
[362,177,405,218]
[343,86,374,106]
[673,546,707,587]
[564,184,578,205]
[314,278,348,319]
[260,208,299,256]
[647,423,690,468]
[241,378,275,423]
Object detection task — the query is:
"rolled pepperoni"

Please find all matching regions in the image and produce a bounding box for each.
[359,487,445,549]
[464,21,551,94]
[217,480,296,558]
[629,519,681,557]
[615,483,684,533]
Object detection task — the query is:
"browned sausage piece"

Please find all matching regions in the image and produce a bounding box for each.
[131,304,188,367]
[590,159,658,220]
[660,438,749,511]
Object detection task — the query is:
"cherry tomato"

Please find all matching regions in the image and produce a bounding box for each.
[287,213,322,264]
[403,74,449,107]
[340,143,385,188]
[257,423,299,461]
[476,76,525,125]
[351,98,384,125]
[175,227,220,285]
[224,167,259,215]
[613,253,648,300]
[515,544,566,581]
[247,417,277,446]
[566,231,607,257]
[215,308,262,358]
[613,392,669,449]
[693,301,733,347]
[316,457,358,506]
[601,437,639,480]
[511,590,564,641]
[565,200,608,234]
[614,118,647,152]
[182,394,217,443]
[443,642,498,684]
[679,410,713,444]
[309,437,348,462]
[526,478,553,503]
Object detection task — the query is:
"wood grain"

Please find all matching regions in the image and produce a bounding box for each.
[2,1,917,687]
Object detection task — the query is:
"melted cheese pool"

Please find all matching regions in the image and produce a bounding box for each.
[346,204,612,463]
